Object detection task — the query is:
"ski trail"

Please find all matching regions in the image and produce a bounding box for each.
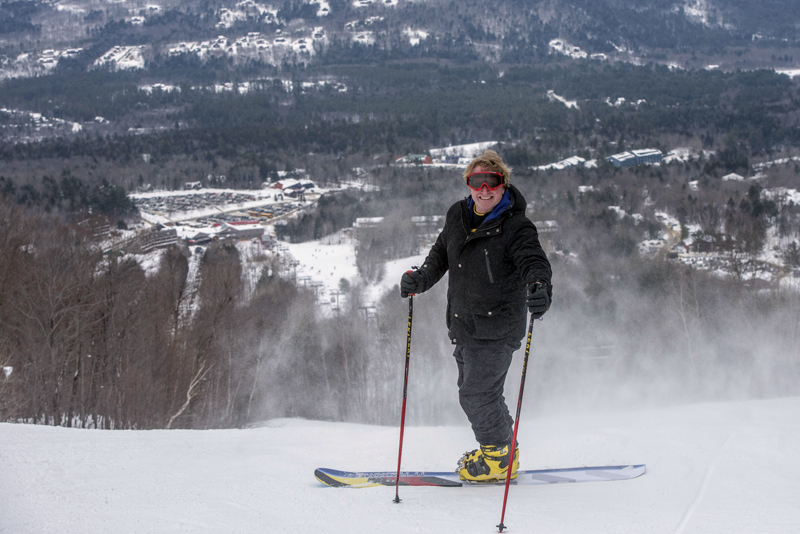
[673,432,733,534]
[179,247,203,326]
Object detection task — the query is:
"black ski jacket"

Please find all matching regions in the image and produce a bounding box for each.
[417,184,552,348]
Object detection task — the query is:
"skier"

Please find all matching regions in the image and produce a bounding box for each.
[400,149,552,483]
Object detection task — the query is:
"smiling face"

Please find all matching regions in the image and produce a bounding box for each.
[469,165,506,214]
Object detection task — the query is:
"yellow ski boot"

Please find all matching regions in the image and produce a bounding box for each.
[457,443,519,483]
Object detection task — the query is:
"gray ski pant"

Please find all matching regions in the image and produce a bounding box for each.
[453,344,515,447]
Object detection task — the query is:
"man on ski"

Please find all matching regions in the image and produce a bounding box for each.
[400,149,552,483]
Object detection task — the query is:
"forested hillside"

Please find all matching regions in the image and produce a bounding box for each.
[2,63,798,200]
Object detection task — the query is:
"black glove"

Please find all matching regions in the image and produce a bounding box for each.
[400,270,425,298]
[527,282,551,319]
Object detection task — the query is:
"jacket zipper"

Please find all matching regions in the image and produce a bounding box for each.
[484,249,495,284]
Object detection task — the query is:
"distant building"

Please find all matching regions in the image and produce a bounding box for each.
[261,233,276,249]
[606,149,662,168]
[218,222,264,241]
[273,178,297,190]
[394,154,432,165]
[428,141,499,159]
[78,216,111,238]
[273,178,315,191]
[187,232,212,245]
[354,215,444,240]
[353,217,384,229]
[354,216,443,229]
[139,227,178,252]
[536,155,586,171]
[722,173,745,182]
[533,220,558,233]
[607,152,637,167]
[631,148,663,165]
[410,215,444,235]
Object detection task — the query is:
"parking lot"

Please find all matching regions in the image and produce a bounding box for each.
[131,190,306,226]
[132,191,260,215]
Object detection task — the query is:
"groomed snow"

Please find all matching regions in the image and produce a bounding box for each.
[2,396,799,533]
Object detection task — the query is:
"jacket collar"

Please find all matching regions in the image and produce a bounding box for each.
[466,185,520,226]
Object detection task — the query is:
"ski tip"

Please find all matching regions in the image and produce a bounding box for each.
[315,468,347,487]
[314,468,383,488]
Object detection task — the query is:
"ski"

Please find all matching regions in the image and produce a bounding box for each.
[315,464,646,488]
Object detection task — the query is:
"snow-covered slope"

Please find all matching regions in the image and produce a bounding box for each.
[2,396,799,533]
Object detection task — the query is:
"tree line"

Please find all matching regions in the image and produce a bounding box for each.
[3,167,799,430]
[0,194,442,429]
[2,63,798,193]
[0,174,134,220]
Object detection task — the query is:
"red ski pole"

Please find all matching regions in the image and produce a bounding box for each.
[394,293,414,503]
[497,313,536,532]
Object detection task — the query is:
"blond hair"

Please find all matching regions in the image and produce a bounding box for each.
[463,149,512,186]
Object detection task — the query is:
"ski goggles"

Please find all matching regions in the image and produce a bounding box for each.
[466,171,505,191]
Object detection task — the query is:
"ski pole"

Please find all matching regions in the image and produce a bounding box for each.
[497,313,536,532]
[394,293,414,504]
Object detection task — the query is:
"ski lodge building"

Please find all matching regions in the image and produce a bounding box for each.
[606,149,663,168]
